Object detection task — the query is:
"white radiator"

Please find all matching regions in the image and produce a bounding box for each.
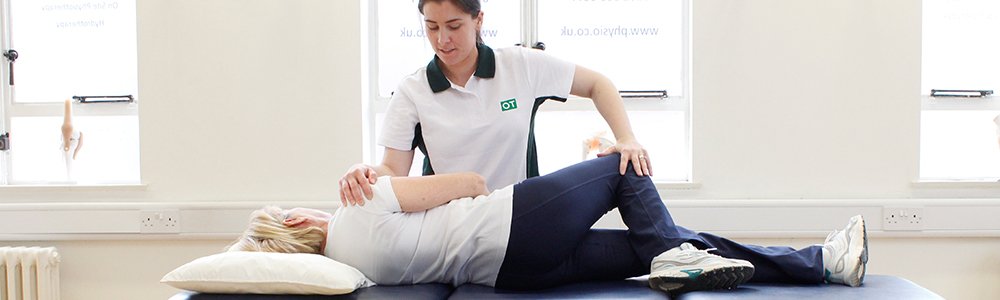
[0,247,60,300]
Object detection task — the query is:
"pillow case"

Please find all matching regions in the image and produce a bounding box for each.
[162,251,373,295]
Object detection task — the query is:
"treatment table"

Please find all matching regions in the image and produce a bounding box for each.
[170,274,942,299]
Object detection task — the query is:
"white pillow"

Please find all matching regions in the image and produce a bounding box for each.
[161,251,374,295]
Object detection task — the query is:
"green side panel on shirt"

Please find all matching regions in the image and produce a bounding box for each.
[527,96,567,178]
[413,95,564,179]
[411,123,435,175]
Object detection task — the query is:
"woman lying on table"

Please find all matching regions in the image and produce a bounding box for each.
[229,154,868,294]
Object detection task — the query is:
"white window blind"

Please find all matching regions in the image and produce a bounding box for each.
[922,0,999,92]
[537,0,683,94]
[11,0,137,102]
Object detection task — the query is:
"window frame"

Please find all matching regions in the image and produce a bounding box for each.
[0,0,140,185]
[363,0,693,183]
[918,0,1000,183]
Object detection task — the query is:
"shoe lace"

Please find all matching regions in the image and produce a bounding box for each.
[678,244,720,259]
[825,230,840,244]
[652,244,723,270]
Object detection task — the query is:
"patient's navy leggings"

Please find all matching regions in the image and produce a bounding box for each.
[494,154,823,290]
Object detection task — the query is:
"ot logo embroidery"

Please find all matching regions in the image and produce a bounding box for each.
[500,98,518,111]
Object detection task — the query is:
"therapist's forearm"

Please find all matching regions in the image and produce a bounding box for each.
[571,66,637,141]
[392,173,488,212]
[376,147,417,178]
[590,78,637,141]
[373,164,400,177]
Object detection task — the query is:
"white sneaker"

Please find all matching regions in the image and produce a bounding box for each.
[649,243,755,293]
[822,215,868,287]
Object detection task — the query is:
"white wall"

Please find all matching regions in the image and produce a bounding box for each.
[135,0,362,203]
[691,0,921,199]
[1,0,998,299]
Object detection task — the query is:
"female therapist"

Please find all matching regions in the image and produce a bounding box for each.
[340,0,653,205]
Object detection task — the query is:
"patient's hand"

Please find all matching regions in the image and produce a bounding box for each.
[340,164,378,207]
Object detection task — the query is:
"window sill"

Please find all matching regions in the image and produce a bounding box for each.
[654,181,701,190]
[0,183,148,192]
[921,95,1000,110]
[912,181,1000,189]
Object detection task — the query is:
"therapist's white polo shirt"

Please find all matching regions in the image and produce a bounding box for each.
[379,44,575,190]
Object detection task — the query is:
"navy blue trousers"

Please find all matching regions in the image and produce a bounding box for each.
[494,154,822,290]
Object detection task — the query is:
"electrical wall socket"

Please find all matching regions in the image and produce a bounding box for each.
[883,207,924,231]
[140,210,180,233]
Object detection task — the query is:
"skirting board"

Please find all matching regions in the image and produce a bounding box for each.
[1,199,999,241]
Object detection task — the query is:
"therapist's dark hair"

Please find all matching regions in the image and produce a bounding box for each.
[418,0,484,45]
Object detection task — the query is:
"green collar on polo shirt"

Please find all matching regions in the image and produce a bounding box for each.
[426,43,496,93]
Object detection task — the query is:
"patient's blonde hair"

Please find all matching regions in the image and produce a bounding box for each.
[227,206,326,254]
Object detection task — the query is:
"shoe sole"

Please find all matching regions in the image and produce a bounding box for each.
[860,216,868,284]
[649,265,755,294]
[845,216,867,287]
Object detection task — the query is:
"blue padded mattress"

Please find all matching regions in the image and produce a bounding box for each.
[171,275,942,299]
[677,275,942,300]
[448,278,668,299]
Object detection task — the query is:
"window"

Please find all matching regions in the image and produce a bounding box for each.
[1,0,140,185]
[532,0,688,181]
[920,0,1000,181]
[368,0,690,182]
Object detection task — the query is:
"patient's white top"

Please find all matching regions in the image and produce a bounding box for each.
[324,176,513,287]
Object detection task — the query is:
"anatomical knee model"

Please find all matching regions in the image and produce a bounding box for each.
[61,99,83,180]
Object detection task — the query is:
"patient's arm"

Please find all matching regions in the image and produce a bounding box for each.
[390,173,488,212]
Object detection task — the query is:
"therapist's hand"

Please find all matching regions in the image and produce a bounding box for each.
[339,164,378,207]
[598,137,653,176]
